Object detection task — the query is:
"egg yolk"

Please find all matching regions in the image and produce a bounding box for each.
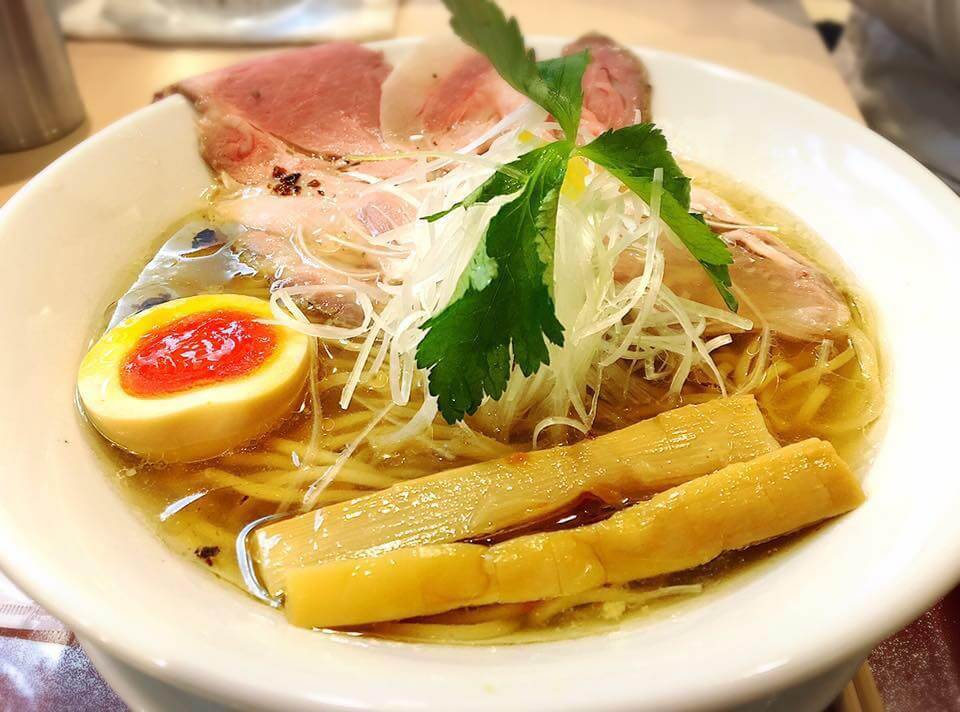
[119,309,278,397]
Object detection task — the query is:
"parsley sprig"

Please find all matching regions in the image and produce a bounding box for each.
[416,0,736,423]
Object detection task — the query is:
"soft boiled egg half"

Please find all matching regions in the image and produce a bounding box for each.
[78,294,310,462]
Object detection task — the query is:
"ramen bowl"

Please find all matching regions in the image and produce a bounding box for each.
[0,39,958,711]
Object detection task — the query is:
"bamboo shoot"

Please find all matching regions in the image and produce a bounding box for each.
[284,439,863,628]
[255,395,778,595]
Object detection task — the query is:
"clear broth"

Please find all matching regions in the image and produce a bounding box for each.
[82,170,885,642]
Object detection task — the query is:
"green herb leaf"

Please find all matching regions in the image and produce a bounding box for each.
[421,0,739,422]
[577,124,692,207]
[416,141,573,422]
[577,124,738,310]
[441,0,588,140]
[535,52,589,140]
[701,263,736,311]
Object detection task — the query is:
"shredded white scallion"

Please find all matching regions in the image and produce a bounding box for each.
[228,108,753,507]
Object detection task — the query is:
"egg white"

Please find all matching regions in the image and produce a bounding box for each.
[78,294,310,462]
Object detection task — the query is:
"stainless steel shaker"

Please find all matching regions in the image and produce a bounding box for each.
[0,0,85,152]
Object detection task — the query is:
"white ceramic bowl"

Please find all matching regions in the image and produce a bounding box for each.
[1,38,959,712]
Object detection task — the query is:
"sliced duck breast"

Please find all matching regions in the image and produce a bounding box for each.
[564,34,653,132]
[380,35,526,151]
[165,42,391,166]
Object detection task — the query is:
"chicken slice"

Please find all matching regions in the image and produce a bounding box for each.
[616,186,851,341]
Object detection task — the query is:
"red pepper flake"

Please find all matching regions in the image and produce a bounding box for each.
[272,165,287,178]
[307,179,320,188]
[271,171,302,196]
[194,545,221,566]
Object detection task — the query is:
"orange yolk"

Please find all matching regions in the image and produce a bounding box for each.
[119,309,277,397]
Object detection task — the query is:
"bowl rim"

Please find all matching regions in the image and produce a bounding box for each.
[2,36,960,711]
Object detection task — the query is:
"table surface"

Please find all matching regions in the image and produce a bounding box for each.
[0,1,944,710]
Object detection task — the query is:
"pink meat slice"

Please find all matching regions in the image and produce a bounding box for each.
[195,112,285,184]
[564,34,653,132]
[615,186,851,341]
[382,34,651,149]
[353,192,415,237]
[217,189,414,319]
[380,36,525,151]
[217,194,347,239]
[420,54,524,147]
[170,36,655,326]
[167,43,391,171]
[216,191,414,245]
[163,42,416,319]
[233,230,364,325]
[689,185,744,225]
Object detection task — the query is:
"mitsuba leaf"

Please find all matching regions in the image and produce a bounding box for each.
[416,141,573,422]
[577,124,692,207]
[535,52,589,140]
[421,0,741,420]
